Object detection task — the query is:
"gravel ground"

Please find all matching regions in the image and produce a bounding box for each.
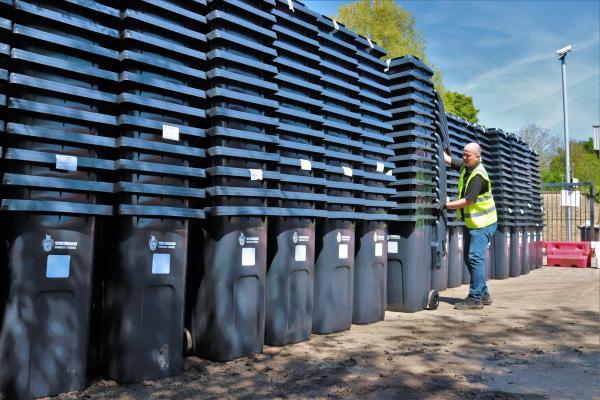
[48,267,599,400]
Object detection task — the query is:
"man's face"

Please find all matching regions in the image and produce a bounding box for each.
[463,148,479,168]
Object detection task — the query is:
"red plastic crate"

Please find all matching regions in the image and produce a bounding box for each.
[546,241,592,268]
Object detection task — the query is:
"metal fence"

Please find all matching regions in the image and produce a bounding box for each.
[543,182,599,241]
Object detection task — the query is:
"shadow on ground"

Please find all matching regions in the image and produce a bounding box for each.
[41,269,600,400]
[48,303,599,400]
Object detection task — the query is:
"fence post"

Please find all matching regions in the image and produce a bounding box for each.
[590,184,596,241]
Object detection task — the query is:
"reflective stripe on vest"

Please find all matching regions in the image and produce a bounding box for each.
[457,163,497,229]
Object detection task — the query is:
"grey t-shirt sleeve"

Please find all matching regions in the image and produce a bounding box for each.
[450,157,464,171]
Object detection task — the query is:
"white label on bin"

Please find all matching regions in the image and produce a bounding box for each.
[332,19,339,30]
[367,37,374,48]
[54,241,78,250]
[46,255,70,278]
[300,159,312,171]
[385,169,393,176]
[55,155,77,172]
[375,242,383,257]
[295,245,306,262]
[384,58,391,72]
[458,233,463,250]
[162,125,180,141]
[159,241,176,250]
[242,247,256,266]
[338,244,348,259]
[342,166,353,177]
[245,236,260,244]
[376,162,385,172]
[388,241,398,254]
[249,169,263,181]
[152,253,171,275]
[287,0,294,11]
[520,209,524,214]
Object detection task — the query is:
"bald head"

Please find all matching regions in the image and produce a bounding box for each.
[464,142,481,157]
[463,142,481,167]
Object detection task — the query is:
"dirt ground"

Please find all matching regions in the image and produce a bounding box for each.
[52,267,599,400]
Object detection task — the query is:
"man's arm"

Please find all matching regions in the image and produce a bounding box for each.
[447,198,473,209]
[446,176,485,209]
[445,153,464,171]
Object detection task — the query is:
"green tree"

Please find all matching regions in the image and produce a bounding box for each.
[442,91,479,123]
[541,140,600,199]
[338,0,425,61]
[336,0,482,121]
[337,0,445,92]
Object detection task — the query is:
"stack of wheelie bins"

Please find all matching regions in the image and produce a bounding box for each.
[431,92,449,293]
[98,0,207,383]
[527,147,544,268]
[265,0,326,346]
[0,3,6,348]
[504,132,525,277]
[352,34,396,325]
[479,128,515,279]
[186,0,279,362]
[0,1,117,398]
[510,134,534,275]
[312,15,363,334]
[385,56,443,312]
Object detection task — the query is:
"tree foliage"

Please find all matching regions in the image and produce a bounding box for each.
[336,0,483,122]
[518,123,561,169]
[442,91,479,123]
[338,0,425,61]
[541,139,600,199]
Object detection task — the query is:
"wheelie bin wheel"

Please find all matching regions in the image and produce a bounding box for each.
[427,290,439,310]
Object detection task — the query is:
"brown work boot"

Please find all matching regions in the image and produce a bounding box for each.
[482,293,493,306]
[454,297,484,310]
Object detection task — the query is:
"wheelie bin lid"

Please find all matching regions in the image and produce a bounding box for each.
[117,204,205,219]
[1,199,113,215]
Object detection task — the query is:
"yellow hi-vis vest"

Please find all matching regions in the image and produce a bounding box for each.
[457,163,497,229]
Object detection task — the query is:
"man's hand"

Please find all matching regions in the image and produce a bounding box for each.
[434,200,446,215]
[443,150,452,167]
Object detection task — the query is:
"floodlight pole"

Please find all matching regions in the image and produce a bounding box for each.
[558,48,572,240]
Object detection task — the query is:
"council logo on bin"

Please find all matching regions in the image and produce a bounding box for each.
[336,232,342,243]
[293,231,299,244]
[373,232,378,242]
[42,234,54,252]
[239,233,246,246]
[148,235,158,252]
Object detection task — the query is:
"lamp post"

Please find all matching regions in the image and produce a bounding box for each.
[556,44,572,240]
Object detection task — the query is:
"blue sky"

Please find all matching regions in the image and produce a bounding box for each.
[303,0,600,141]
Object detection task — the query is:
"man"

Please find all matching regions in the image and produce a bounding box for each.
[444,143,497,310]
